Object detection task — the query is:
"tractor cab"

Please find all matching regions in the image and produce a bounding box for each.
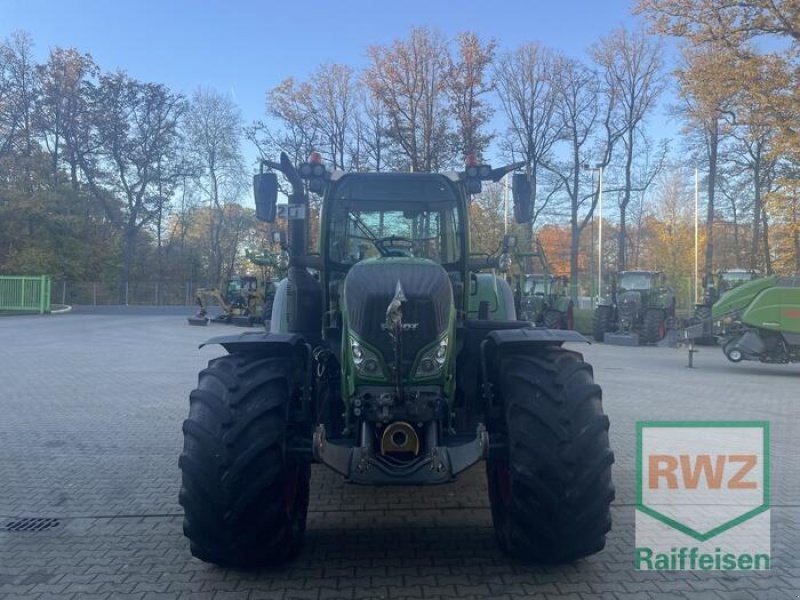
[322,173,466,340]
[616,271,662,292]
[523,274,548,296]
[717,268,759,295]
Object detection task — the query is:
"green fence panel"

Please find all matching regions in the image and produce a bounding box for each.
[0,275,51,314]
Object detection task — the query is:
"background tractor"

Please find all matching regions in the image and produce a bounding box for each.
[178,153,614,568]
[709,275,800,364]
[592,271,675,345]
[691,268,760,344]
[514,238,574,330]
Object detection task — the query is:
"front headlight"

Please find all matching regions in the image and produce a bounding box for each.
[413,334,449,379]
[349,335,385,379]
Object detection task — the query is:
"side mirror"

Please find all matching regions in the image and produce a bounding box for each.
[512,173,532,223]
[253,172,278,222]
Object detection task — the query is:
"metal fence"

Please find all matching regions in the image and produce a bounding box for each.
[50,280,203,306]
[0,275,52,314]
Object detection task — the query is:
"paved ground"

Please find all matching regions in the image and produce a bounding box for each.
[0,311,798,599]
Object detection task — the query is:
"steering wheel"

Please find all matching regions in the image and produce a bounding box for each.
[374,235,415,257]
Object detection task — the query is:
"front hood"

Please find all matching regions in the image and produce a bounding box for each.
[343,258,453,370]
[618,290,641,312]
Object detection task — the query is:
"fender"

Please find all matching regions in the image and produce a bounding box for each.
[199,331,305,355]
[487,326,589,351]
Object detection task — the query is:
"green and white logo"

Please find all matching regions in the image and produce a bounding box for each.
[635,421,770,570]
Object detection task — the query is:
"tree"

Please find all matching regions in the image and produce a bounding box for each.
[348,87,392,172]
[645,165,697,305]
[448,32,496,161]
[184,87,246,287]
[35,47,98,188]
[543,54,602,299]
[0,32,38,165]
[673,43,740,284]
[365,27,454,171]
[592,27,665,271]
[636,0,800,47]
[76,71,185,299]
[310,63,358,170]
[494,42,563,261]
[249,77,319,168]
[727,55,787,274]
[638,0,800,160]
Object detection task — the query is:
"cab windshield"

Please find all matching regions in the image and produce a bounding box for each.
[618,273,654,291]
[723,272,755,283]
[327,174,462,266]
[523,276,548,295]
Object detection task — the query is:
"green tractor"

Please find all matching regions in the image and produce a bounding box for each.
[515,239,574,329]
[178,153,614,567]
[592,271,675,345]
[692,268,760,343]
[711,275,800,364]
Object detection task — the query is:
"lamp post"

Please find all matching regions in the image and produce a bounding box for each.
[589,169,595,308]
[503,173,509,235]
[584,163,603,304]
[597,166,603,302]
[694,168,699,304]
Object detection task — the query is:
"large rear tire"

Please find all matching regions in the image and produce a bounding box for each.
[592,306,613,342]
[179,354,310,567]
[486,348,614,563]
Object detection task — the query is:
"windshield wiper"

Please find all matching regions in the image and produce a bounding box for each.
[349,211,379,242]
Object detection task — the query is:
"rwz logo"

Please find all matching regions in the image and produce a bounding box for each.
[635,421,770,571]
[648,454,758,490]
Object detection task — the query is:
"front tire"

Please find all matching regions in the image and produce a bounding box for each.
[642,308,666,345]
[179,354,310,567]
[486,348,614,563]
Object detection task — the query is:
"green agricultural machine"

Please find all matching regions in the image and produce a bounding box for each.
[515,239,574,329]
[178,153,614,567]
[592,271,675,345]
[711,276,800,364]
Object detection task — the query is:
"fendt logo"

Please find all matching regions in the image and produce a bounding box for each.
[635,422,770,571]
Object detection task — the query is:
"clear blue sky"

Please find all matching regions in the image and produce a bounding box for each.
[1,0,677,167]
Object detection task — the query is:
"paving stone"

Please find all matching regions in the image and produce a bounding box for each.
[0,314,796,599]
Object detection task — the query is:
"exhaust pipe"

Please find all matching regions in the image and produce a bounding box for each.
[380,421,420,456]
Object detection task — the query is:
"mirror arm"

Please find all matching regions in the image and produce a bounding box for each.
[489,161,526,182]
